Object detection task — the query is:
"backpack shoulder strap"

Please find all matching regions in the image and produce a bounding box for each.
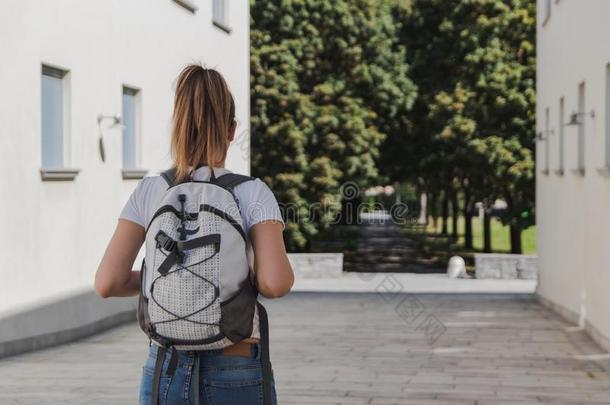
[160,167,179,188]
[256,302,274,405]
[162,169,254,190]
[214,173,255,191]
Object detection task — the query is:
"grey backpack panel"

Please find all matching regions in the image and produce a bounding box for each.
[142,182,249,301]
[137,171,257,350]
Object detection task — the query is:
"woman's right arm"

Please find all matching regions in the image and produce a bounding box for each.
[94,219,144,298]
[250,221,294,298]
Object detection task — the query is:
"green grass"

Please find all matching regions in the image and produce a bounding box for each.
[425,216,536,254]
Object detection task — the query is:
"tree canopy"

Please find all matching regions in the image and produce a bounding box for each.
[251,0,417,250]
[250,0,536,253]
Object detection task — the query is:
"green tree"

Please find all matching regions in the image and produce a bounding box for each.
[396,0,536,253]
[251,0,416,250]
[448,0,536,253]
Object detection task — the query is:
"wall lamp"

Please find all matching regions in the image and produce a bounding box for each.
[97,114,122,162]
[566,110,595,127]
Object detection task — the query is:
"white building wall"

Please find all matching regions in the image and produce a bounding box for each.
[0,0,250,318]
[537,0,610,349]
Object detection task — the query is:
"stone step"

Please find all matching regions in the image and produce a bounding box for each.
[345,262,445,273]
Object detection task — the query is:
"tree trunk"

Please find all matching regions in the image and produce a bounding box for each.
[504,193,522,254]
[451,191,458,241]
[417,192,428,225]
[510,224,522,254]
[429,192,437,230]
[483,204,492,253]
[441,193,449,235]
[463,190,473,250]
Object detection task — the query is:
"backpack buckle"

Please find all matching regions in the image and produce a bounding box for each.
[163,239,176,252]
[155,231,176,252]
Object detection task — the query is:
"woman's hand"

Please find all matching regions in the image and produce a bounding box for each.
[95,219,145,298]
[250,221,294,298]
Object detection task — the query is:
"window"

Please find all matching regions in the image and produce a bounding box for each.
[213,0,231,33]
[543,107,550,174]
[40,65,77,180]
[41,66,66,168]
[541,0,551,25]
[604,64,610,168]
[121,87,147,179]
[576,82,586,175]
[172,0,197,13]
[122,87,139,169]
[558,97,565,175]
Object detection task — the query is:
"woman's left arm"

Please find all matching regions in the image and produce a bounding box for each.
[95,219,145,298]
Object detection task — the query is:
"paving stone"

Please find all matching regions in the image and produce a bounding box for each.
[0,293,609,403]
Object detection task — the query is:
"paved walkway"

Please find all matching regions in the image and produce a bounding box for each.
[1,293,609,404]
[344,219,444,274]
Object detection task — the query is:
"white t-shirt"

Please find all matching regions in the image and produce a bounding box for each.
[120,166,284,234]
[119,166,284,341]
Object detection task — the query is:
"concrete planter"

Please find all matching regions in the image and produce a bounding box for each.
[287,253,344,279]
[474,254,537,280]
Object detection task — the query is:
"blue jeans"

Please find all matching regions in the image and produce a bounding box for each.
[139,344,277,405]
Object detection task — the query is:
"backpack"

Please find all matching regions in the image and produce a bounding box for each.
[137,167,273,405]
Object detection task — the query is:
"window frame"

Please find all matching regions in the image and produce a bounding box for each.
[575,82,586,176]
[598,66,610,178]
[212,0,231,33]
[605,65,610,169]
[542,107,550,175]
[40,63,78,181]
[172,0,198,13]
[541,0,551,26]
[121,85,147,180]
[556,97,565,176]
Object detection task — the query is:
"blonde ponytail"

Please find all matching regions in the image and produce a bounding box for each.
[170,65,235,181]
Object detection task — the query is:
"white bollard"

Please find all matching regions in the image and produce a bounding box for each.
[447,256,466,279]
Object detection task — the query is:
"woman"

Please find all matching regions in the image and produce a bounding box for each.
[95,65,294,404]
